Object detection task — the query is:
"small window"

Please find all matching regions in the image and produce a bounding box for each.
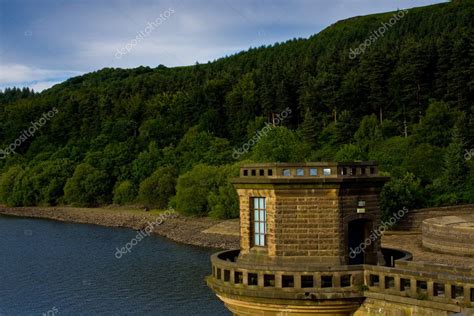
[243,170,248,176]
[434,283,445,297]
[234,271,243,284]
[267,169,273,176]
[358,200,366,207]
[351,167,357,175]
[251,169,256,176]
[417,280,427,293]
[282,275,294,288]
[282,169,291,176]
[341,167,347,175]
[323,168,331,176]
[310,168,317,176]
[360,167,366,175]
[400,278,410,291]
[217,268,222,280]
[370,167,375,174]
[259,169,264,176]
[248,273,258,286]
[341,275,351,287]
[321,275,333,288]
[296,168,304,176]
[264,274,275,287]
[470,288,474,302]
[452,285,464,299]
[385,276,395,289]
[369,275,379,287]
[224,270,230,282]
[301,275,313,288]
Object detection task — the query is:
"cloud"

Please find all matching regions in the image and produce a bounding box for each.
[29,80,62,92]
[0,64,82,91]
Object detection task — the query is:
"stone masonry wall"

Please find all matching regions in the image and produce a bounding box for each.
[273,188,341,263]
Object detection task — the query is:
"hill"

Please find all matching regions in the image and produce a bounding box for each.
[0,0,472,219]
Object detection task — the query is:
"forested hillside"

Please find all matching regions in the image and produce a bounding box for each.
[0,1,472,219]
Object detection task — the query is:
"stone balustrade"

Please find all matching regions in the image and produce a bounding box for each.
[207,249,474,311]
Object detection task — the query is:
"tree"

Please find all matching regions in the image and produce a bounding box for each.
[251,127,311,163]
[300,108,318,147]
[174,164,223,216]
[138,165,177,208]
[64,163,111,206]
[354,114,383,153]
[113,180,137,205]
[380,173,424,222]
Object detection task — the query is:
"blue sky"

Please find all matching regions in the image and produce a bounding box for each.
[0,0,447,92]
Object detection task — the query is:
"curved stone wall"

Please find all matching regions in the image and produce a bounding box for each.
[422,215,474,256]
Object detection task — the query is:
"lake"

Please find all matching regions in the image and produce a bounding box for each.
[0,215,229,315]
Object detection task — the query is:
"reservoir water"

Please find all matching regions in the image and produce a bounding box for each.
[0,215,229,315]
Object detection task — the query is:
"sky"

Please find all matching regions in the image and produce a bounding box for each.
[0,0,447,92]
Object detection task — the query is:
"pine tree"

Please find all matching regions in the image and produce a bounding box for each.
[301,107,318,147]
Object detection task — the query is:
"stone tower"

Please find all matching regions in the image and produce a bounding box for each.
[207,162,474,315]
[208,162,389,315]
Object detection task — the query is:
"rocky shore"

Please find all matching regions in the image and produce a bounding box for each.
[0,206,240,250]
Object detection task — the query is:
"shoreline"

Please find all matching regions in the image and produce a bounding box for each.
[0,206,239,250]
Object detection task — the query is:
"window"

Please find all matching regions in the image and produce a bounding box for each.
[259,169,264,176]
[234,271,243,284]
[243,170,248,176]
[400,278,410,291]
[434,283,445,297]
[252,197,266,246]
[369,275,379,287]
[267,169,273,176]
[417,280,427,293]
[224,270,230,282]
[251,169,256,176]
[248,273,258,286]
[264,274,275,287]
[323,168,331,176]
[301,275,314,288]
[310,168,318,176]
[296,168,304,176]
[321,275,333,288]
[341,275,351,287]
[452,285,464,299]
[282,275,294,288]
[282,169,291,176]
[385,276,395,289]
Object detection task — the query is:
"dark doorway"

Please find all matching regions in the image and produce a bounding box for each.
[348,219,372,265]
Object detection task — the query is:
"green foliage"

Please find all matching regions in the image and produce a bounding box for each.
[354,115,383,153]
[335,144,366,161]
[251,127,311,163]
[113,180,137,205]
[208,164,240,219]
[0,165,23,206]
[174,164,223,216]
[413,100,457,147]
[64,163,111,206]
[138,165,177,208]
[0,1,473,212]
[380,173,424,221]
